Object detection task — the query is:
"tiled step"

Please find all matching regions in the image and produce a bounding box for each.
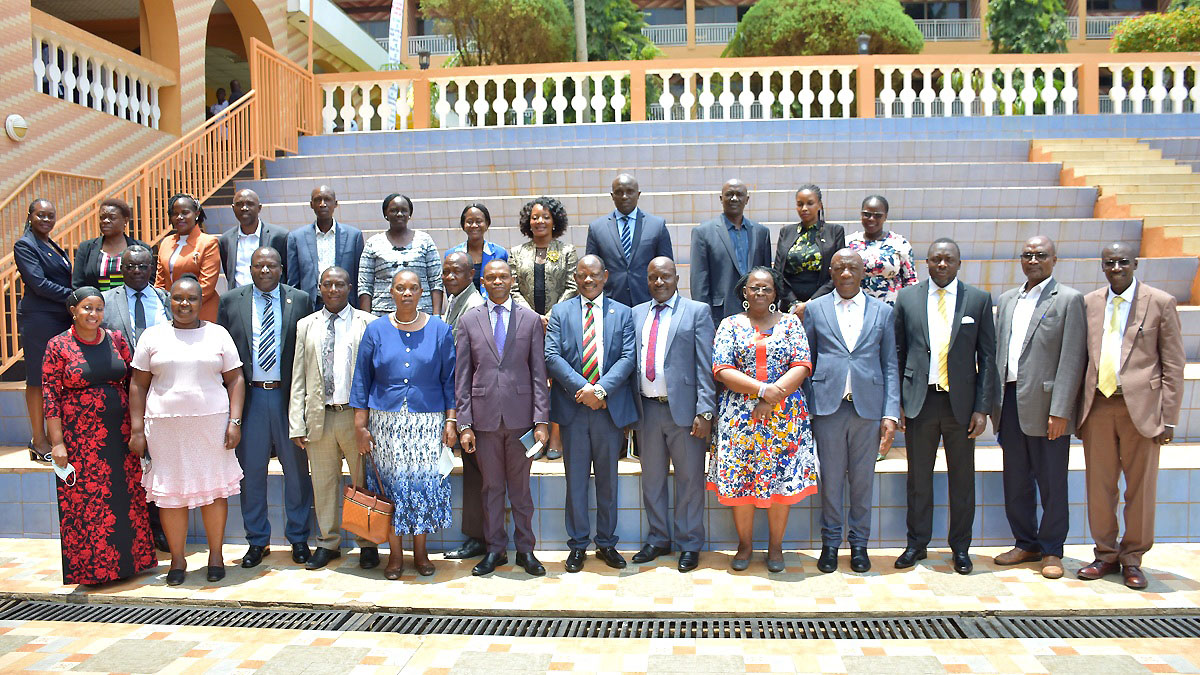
[1049,149,1165,162]
[1067,161,1192,175]
[1127,202,1200,217]
[1145,137,1200,162]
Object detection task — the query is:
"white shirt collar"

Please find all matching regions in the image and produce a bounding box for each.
[835,290,865,308]
[651,292,679,310]
[314,221,337,237]
[1107,278,1137,304]
[929,279,958,297]
[322,303,353,321]
[237,221,262,239]
[582,294,605,308]
[1020,275,1053,298]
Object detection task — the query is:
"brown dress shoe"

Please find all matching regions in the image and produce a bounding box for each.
[1040,555,1064,579]
[1077,559,1120,580]
[1122,565,1148,590]
[993,547,1042,566]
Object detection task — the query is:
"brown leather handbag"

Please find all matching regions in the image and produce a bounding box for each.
[341,453,393,545]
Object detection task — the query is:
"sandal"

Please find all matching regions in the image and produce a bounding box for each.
[27,441,51,464]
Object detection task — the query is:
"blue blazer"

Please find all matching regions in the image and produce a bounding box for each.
[545,295,638,429]
[13,229,72,316]
[585,210,673,307]
[286,221,365,311]
[631,297,716,429]
[801,292,900,421]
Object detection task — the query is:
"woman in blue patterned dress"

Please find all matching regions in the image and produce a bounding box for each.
[846,195,917,305]
[707,266,817,574]
[352,270,458,580]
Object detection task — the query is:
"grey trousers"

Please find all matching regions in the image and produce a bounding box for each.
[813,398,879,548]
[637,398,706,552]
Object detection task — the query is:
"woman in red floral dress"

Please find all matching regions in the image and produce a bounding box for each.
[42,286,157,585]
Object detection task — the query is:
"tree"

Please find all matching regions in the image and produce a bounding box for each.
[1169,0,1200,10]
[585,0,661,62]
[420,0,574,65]
[1112,6,1200,51]
[986,0,1069,54]
[723,0,923,57]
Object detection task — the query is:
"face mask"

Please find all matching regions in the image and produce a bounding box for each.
[53,462,76,487]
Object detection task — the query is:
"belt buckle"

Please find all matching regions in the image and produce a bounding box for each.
[932,383,949,393]
[843,393,854,403]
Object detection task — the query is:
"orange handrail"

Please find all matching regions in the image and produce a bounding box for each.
[0,170,104,249]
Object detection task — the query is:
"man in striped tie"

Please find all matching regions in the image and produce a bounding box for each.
[546,255,639,573]
[585,174,673,307]
[893,238,995,575]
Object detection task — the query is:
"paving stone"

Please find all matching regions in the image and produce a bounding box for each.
[73,638,199,674]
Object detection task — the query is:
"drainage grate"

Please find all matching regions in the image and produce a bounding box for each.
[987,615,1200,640]
[0,600,352,631]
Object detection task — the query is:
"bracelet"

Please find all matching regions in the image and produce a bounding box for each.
[757,384,767,399]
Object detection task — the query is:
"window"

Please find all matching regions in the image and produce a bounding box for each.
[1087,0,1156,11]
[903,0,968,19]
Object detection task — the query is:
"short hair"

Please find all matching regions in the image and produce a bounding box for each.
[122,244,151,260]
[100,197,132,220]
[733,266,786,306]
[862,194,890,214]
[928,237,960,258]
[167,193,206,224]
[382,193,413,217]
[518,196,568,239]
[459,202,492,229]
[67,286,103,309]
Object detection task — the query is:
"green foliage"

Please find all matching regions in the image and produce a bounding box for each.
[985,0,1069,54]
[1111,6,1200,52]
[723,0,923,57]
[585,0,661,61]
[1169,0,1200,10]
[420,0,574,65]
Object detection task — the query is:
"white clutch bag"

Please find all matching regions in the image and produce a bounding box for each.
[438,445,455,479]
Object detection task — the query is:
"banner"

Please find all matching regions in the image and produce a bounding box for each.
[385,0,405,130]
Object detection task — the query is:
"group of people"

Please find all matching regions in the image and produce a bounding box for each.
[13,173,1182,591]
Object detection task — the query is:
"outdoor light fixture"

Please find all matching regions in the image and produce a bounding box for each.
[418,50,431,70]
[857,33,871,55]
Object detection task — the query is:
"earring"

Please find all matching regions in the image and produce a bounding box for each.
[769,303,777,313]
[742,300,750,310]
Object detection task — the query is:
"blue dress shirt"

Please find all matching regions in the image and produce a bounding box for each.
[251,286,283,382]
[350,316,456,413]
[723,215,750,274]
[125,285,166,331]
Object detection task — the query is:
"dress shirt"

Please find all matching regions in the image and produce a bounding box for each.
[314,222,338,277]
[486,296,513,334]
[616,207,641,251]
[125,285,165,331]
[836,291,866,397]
[251,285,283,382]
[581,295,606,375]
[639,292,677,397]
[1101,278,1137,389]
[168,233,189,275]
[322,303,354,405]
[926,280,958,386]
[1006,276,1053,382]
[723,215,750,274]
[233,222,262,287]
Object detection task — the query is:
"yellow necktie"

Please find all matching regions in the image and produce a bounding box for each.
[936,288,950,389]
[1097,296,1125,397]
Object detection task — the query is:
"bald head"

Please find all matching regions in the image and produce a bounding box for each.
[1020,235,1057,289]
[830,248,865,299]
[442,251,474,296]
[611,173,640,216]
[647,256,678,303]
[720,179,749,222]
[233,188,262,231]
[1101,241,1138,294]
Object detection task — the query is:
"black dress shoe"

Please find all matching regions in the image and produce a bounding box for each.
[564,548,587,573]
[631,544,671,564]
[306,547,341,570]
[817,546,839,573]
[516,552,546,576]
[291,543,311,564]
[443,538,487,560]
[677,551,700,573]
[241,545,270,568]
[472,552,508,576]
[152,529,170,554]
[850,546,871,573]
[166,568,186,586]
[953,551,973,575]
[359,546,380,569]
[894,547,927,569]
[596,546,627,569]
[206,566,225,582]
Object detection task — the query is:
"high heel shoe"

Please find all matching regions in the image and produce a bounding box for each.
[27,441,51,464]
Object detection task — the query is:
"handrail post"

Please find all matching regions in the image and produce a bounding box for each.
[856,60,876,119]
[1079,61,1100,115]
[413,77,432,130]
[629,63,647,122]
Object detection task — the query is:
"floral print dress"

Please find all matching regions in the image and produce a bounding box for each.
[846,230,918,306]
[706,313,819,507]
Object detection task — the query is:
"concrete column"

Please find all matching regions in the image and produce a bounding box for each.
[686,0,696,48]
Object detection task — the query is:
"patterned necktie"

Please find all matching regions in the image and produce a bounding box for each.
[645,303,666,381]
[258,292,276,373]
[1098,296,1125,397]
[619,215,633,261]
[582,300,600,384]
[322,314,336,400]
[493,304,506,359]
[936,288,950,389]
[133,290,147,339]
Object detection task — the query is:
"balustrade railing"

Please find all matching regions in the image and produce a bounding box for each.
[0,171,103,252]
[695,23,737,45]
[407,34,461,56]
[1087,15,1133,39]
[642,24,688,47]
[1101,62,1199,114]
[915,18,982,42]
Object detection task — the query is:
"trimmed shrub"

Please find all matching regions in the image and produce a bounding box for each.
[723,0,923,57]
[1111,6,1200,52]
[986,0,1069,54]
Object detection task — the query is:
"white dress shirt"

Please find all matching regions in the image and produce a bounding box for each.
[638,292,677,397]
[1101,277,1137,388]
[314,221,338,277]
[926,280,958,386]
[580,295,606,375]
[835,291,866,397]
[322,303,354,405]
[234,221,262,287]
[1006,276,1053,382]
[168,233,189,275]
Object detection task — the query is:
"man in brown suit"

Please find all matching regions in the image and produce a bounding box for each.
[1076,242,1185,590]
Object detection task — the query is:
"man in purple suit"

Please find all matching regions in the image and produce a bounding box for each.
[455,260,551,577]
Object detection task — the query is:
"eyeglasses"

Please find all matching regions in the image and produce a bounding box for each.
[860,211,886,220]
[745,285,774,295]
[123,263,152,271]
[1020,252,1050,262]
[1102,258,1133,268]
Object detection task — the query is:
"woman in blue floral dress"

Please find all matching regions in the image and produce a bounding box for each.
[846,195,917,305]
[707,267,817,573]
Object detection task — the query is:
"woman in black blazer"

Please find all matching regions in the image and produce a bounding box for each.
[773,184,845,316]
[13,199,73,462]
[72,198,146,290]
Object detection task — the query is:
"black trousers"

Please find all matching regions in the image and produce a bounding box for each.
[905,388,975,552]
[998,383,1070,558]
[459,446,485,542]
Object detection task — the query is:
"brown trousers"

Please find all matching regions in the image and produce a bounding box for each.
[309,407,370,551]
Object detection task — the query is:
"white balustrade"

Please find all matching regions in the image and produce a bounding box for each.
[876,64,1078,117]
[1101,63,1198,115]
[915,19,982,42]
[429,71,630,129]
[322,80,416,132]
[1087,15,1133,39]
[642,24,688,47]
[407,34,461,56]
[647,66,856,120]
[695,23,737,45]
[1066,17,1080,40]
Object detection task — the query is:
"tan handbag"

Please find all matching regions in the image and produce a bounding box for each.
[341,453,393,545]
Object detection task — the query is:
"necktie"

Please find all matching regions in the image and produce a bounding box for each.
[322,314,336,400]
[258,292,276,374]
[936,288,950,389]
[1098,296,1125,397]
[645,303,666,381]
[582,301,600,384]
[134,290,146,339]
[619,215,633,261]
[493,304,506,359]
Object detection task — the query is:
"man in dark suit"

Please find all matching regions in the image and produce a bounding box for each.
[991,236,1087,580]
[286,185,365,311]
[1076,242,1185,590]
[218,247,315,568]
[586,173,673,306]
[690,179,771,324]
[456,260,550,577]
[629,257,714,573]
[218,189,289,288]
[803,249,899,574]
[893,237,995,575]
[546,254,638,573]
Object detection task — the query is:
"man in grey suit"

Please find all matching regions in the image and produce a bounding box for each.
[441,252,486,336]
[690,179,772,325]
[803,250,899,574]
[629,257,715,573]
[218,189,289,288]
[286,185,365,312]
[991,236,1086,579]
[586,174,673,307]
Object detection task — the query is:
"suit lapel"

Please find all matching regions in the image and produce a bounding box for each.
[822,297,848,352]
[713,220,738,271]
[948,280,967,348]
[746,220,761,268]
[1020,280,1058,357]
[241,288,254,351]
[664,301,683,355]
[601,297,615,370]
[604,214,625,266]
[630,212,646,263]
[567,296,584,368]
[996,292,1014,369]
[483,305,501,361]
[1121,283,1148,368]
[857,297,879,353]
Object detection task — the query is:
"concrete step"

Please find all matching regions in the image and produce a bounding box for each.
[1128,203,1200,217]
[1143,215,1200,228]
[1066,162,1192,175]
[1086,173,1200,187]
[1105,191,1200,204]
[1048,148,1164,162]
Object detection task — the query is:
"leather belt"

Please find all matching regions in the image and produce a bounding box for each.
[929,383,949,393]
[843,393,854,402]
[1099,387,1123,398]
[325,403,350,411]
[643,395,670,403]
[251,380,282,389]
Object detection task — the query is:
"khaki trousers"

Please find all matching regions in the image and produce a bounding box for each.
[309,407,370,551]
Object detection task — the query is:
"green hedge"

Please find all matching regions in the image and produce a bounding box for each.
[1111,6,1200,52]
[723,0,923,57]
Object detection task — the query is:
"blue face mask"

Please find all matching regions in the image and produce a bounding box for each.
[53,462,76,487]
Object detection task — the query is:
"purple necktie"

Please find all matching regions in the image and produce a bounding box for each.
[493,304,506,358]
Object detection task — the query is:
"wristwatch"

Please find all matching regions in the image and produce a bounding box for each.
[229,418,242,426]
[593,385,608,400]
[699,412,713,421]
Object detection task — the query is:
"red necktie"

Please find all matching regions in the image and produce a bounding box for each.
[645,303,666,381]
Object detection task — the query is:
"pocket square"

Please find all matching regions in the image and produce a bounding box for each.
[961,316,975,324]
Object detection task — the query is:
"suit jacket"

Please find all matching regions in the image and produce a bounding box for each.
[287,305,374,441]
[631,297,716,429]
[444,284,486,335]
[585,210,673,307]
[772,220,845,305]
[72,234,147,289]
[509,239,578,315]
[802,292,900,420]
[993,278,1087,436]
[286,221,365,311]
[545,295,638,428]
[217,282,312,391]
[1078,281,1185,439]
[454,301,550,432]
[217,220,290,287]
[155,230,222,322]
[13,229,72,316]
[100,285,171,351]
[894,279,996,425]
[689,216,772,323]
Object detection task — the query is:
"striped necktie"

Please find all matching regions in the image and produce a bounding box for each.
[258,292,277,373]
[619,215,633,261]
[582,300,600,384]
